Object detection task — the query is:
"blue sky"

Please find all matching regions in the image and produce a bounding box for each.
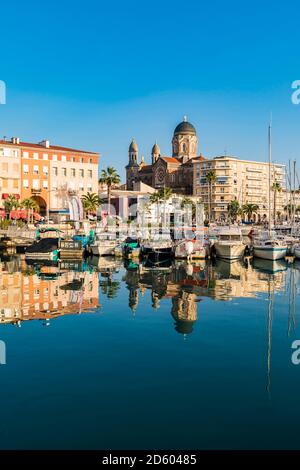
[0,0,300,179]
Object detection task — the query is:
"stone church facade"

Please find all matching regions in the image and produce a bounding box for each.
[126,117,205,195]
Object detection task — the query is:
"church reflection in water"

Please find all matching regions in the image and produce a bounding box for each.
[0,254,295,334]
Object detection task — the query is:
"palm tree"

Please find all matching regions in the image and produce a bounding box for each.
[149,187,173,224]
[206,170,217,223]
[227,200,240,223]
[81,192,101,218]
[21,197,39,224]
[21,198,39,211]
[3,194,20,218]
[272,182,282,222]
[99,167,121,215]
[181,196,196,219]
[242,203,259,222]
[284,203,295,218]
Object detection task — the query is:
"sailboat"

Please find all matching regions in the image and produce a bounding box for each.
[253,121,287,261]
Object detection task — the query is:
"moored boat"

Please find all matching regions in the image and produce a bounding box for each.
[25,237,60,261]
[213,227,245,260]
[141,234,174,263]
[253,238,287,260]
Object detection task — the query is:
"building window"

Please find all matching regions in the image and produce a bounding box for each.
[33,165,39,174]
[52,154,57,161]
[33,152,39,159]
[62,168,67,177]
[80,157,84,163]
[80,169,84,178]
[43,154,48,160]
[2,162,8,172]
[43,180,48,189]
[89,158,93,164]
[52,182,57,190]
[13,179,18,189]
[79,183,84,190]
[23,179,29,188]
[87,184,92,191]
[13,163,19,173]
[32,179,40,190]
[23,151,29,158]
[88,170,92,178]
[70,156,75,162]
[43,166,48,175]
[61,155,66,162]
[23,164,29,174]
[53,167,58,176]
[71,168,76,177]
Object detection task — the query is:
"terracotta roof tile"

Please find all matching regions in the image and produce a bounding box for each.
[0,139,99,155]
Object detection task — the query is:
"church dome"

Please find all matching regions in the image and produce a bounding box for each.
[174,118,196,136]
[129,139,138,152]
[152,142,160,155]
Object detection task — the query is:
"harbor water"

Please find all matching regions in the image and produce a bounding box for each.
[0,255,300,449]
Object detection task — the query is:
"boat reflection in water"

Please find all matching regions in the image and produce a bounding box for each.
[0,257,99,326]
[0,254,292,335]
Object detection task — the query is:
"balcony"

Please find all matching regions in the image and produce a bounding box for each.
[31,188,41,195]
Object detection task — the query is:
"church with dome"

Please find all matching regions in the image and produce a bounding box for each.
[126,117,205,195]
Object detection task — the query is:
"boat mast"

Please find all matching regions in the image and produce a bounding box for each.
[268,118,272,236]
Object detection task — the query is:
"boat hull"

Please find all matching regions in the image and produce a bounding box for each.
[91,243,116,256]
[142,247,173,263]
[253,246,287,260]
[214,243,245,260]
[25,249,59,261]
[294,248,300,259]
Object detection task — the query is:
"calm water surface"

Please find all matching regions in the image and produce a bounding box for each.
[0,255,300,449]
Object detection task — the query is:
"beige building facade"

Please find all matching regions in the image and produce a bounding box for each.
[0,140,21,202]
[193,156,286,222]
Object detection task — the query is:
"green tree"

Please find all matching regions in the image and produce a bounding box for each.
[206,170,217,223]
[181,196,196,218]
[242,203,259,222]
[3,194,20,218]
[21,197,40,224]
[149,187,173,224]
[227,199,240,223]
[272,182,282,222]
[99,167,121,214]
[81,192,101,218]
[284,203,295,218]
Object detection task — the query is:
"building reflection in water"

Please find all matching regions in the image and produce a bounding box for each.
[0,255,292,337]
[0,257,99,326]
[121,258,290,336]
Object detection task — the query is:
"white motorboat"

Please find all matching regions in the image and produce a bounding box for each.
[294,244,300,259]
[253,238,287,260]
[90,232,119,256]
[175,239,207,259]
[214,227,245,260]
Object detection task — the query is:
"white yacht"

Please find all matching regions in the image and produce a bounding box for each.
[90,232,120,256]
[214,227,245,260]
[294,244,300,259]
[253,236,287,260]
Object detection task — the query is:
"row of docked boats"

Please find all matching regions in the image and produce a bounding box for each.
[90,224,300,263]
[22,223,300,264]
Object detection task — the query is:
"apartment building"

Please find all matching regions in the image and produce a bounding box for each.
[193,156,286,221]
[0,137,99,219]
[0,138,21,202]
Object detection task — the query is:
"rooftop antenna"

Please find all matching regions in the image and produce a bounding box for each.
[183,115,188,122]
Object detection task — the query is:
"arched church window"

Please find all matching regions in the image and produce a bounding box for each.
[183,143,187,153]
